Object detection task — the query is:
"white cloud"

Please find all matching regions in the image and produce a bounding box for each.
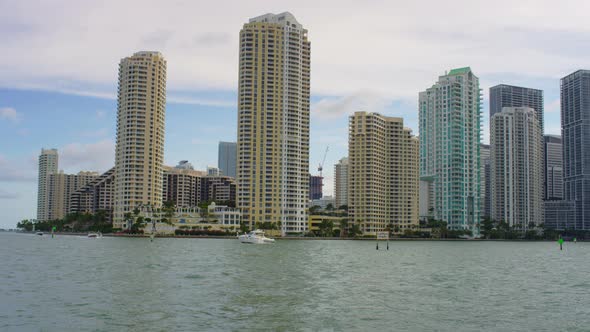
[0,189,19,199]
[312,91,390,120]
[0,107,19,122]
[1,0,589,104]
[0,154,36,182]
[59,139,115,173]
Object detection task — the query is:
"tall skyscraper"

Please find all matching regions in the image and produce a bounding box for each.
[491,107,544,230]
[309,175,323,200]
[113,51,167,229]
[419,67,482,232]
[544,135,563,200]
[561,70,590,230]
[37,148,58,221]
[480,144,491,218]
[489,84,544,132]
[334,157,349,208]
[349,112,419,234]
[237,12,310,234]
[218,141,237,178]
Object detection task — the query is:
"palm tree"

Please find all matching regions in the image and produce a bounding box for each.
[339,219,348,237]
[319,220,334,237]
[349,223,361,238]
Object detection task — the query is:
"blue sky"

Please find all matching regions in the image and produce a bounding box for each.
[1,0,589,228]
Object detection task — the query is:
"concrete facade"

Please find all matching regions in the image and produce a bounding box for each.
[491,107,544,229]
[237,12,310,234]
[348,112,419,234]
[480,143,491,218]
[163,165,205,208]
[37,148,58,221]
[419,67,482,232]
[47,171,98,220]
[70,167,115,220]
[334,157,349,208]
[113,51,167,229]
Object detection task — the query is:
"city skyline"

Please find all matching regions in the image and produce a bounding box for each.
[1,1,589,229]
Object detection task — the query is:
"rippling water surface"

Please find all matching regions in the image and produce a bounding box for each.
[1,232,589,331]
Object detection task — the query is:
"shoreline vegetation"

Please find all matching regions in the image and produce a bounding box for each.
[12,231,586,242]
[15,208,589,241]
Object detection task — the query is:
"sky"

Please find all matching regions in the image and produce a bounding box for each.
[1,0,589,229]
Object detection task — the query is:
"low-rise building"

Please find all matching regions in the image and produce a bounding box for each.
[207,202,241,227]
[163,163,206,208]
[139,203,241,235]
[308,215,345,235]
[70,167,115,221]
[201,175,236,204]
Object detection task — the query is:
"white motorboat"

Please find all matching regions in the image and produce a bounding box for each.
[87,232,102,238]
[35,231,44,236]
[238,230,275,244]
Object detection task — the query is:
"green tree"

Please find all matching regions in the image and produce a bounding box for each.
[318,219,334,237]
[16,219,34,231]
[163,200,176,220]
[480,217,495,239]
[339,219,349,237]
[349,223,361,238]
[309,205,321,215]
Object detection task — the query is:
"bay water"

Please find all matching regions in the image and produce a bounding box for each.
[1,232,589,331]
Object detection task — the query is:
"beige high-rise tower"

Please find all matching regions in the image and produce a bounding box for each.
[237,12,311,234]
[348,112,419,235]
[37,148,58,221]
[113,51,167,229]
[491,107,544,230]
[334,157,349,208]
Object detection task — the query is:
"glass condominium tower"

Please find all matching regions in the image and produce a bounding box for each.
[237,12,310,234]
[113,51,167,229]
[419,67,482,232]
[561,70,590,230]
[489,84,544,133]
[218,141,237,178]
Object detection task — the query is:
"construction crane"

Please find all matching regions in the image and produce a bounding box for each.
[318,146,329,177]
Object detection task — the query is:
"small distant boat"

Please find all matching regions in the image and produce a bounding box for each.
[87,232,102,238]
[238,230,275,244]
[35,231,44,236]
